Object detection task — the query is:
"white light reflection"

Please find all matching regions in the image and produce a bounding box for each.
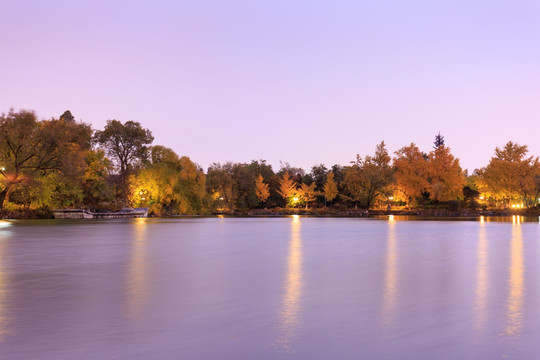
[127,218,149,321]
[474,220,488,331]
[276,215,303,353]
[381,218,397,327]
[505,219,524,336]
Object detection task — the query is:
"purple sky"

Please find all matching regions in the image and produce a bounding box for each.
[1,0,539,173]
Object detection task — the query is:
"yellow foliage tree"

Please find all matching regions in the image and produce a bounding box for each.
[426,145,465,202]
[393,143,429,205]
[476,141,540,207]
[277,172,297,206]
[323,171,338,204]
[255,174,270,205]
[299,182,318,210]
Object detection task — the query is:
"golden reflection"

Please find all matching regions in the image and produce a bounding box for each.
[277,215,302,352]
[388,215,395,222]
[505,220,524,335]
[127,218,149,320]
[480,216,485,223]
[474,221,488,331]
[381,219,397,326]
[0,235,7,339]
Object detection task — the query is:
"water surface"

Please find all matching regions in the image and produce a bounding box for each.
[0,216,539,359]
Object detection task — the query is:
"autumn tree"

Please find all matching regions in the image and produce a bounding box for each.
[0,109,92,211]
[393,143,429,205]
[277,172,298,206]
[94,120,153,202]
[426,142,465,202]
[255,174,270,205]
[299,182,317,209]
[323,171,338,205]
[476,141,540,207]
[344,141,394,209]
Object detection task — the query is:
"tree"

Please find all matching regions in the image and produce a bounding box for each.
[433,132,445,149]
[277,172,297,206]
[94,120,153,201]
[323,171,338,205]
[344,141,394,209]
[255,174,270,205]
[393,143,429,205]
[206,163,234,212]
[476,141,540,207]
[299,182,317,209]
[426,144,465,202]
[0,109,92,211]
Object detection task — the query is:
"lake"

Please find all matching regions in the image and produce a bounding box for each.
[0,216,539,359]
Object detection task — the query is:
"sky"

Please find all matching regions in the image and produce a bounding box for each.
[1,0,539,173]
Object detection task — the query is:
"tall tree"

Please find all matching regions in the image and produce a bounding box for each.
[323,171,338,205]
[299,182,317,210]
[94,120,153,201]
[426,144,465,202]
[255,174,270,205]
[277,172,297,206]
[433,132,445,149]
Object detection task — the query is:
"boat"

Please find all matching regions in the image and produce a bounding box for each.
[53,208,149,219]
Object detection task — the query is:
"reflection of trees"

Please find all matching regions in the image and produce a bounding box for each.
[277,215,302,353]
[506,219,524,335]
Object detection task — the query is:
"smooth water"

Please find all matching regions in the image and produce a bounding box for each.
[0,216,539,359]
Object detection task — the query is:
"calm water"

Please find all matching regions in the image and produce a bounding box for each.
[0,216,539,359]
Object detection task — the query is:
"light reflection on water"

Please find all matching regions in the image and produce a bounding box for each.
[505,219,524,336]
[127,218,149,321]
[381,218,397,327]
[276,215,303,353]
[474,220,488,332]
[0,217,539,359]
[0,231,8,340]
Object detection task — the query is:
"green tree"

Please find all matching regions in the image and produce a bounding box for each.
[94,120,153,202]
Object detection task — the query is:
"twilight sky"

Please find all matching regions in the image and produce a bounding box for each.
[1,0,539,173]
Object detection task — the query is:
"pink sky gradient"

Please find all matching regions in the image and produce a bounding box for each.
[1,0,539,173]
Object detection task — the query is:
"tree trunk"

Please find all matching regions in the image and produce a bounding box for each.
[0,187,8,212]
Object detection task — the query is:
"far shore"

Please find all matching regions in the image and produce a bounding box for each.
[2,207,538,220]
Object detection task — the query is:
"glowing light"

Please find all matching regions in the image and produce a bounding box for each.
[388,215,395,221]
[479,196,484,200]
[293,197,299,202]
[480,216,485,223]
[388,196,394,200]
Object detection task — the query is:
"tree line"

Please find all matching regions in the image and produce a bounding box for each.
[1,109,539,215]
